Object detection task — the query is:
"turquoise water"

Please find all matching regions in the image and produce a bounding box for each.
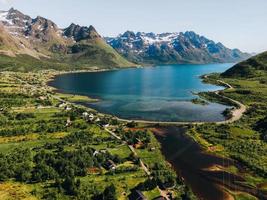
[50,63,234,122]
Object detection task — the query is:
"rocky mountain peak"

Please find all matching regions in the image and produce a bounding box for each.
[25,16,60,42]
[106,30,251,64]
[121,31,136,38]
[63,24,101,42]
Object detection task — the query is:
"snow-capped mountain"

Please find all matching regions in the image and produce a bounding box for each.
[106,31,251,64]
[0,8,132,70]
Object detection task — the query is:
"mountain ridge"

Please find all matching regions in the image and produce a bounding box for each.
[0,8,133,71]
[222,51,267,78]
[0,8,252,71]
[106,31,251,64]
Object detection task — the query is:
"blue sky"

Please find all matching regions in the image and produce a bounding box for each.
[0,0,267,53]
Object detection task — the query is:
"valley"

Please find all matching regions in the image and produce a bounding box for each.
[0,4,266,200]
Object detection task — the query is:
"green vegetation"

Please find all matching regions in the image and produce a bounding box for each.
[222,51,267,78]
[0,72,188,199]
[190,98,208,105]
[188,52,267,197]
[0,49,133,72]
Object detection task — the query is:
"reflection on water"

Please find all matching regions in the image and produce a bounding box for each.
[153,126,262,200]
[50,63,234,122]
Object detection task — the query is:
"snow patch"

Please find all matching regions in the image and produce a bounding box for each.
[0,11,13,25]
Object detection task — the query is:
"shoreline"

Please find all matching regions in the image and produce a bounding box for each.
[46,69,246,126]
[31,68,249,200]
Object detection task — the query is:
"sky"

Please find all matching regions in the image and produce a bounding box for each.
[0,0,267,53]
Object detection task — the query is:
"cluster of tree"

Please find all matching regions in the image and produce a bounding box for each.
[0,92,32,107]
[222,108,233,120]
[255,115,267,142]
[35,98,53,106]
[0,148,32,182]
[135,162,177,191]
[53,107,86,121]
[15,112,35,120]
[0,114,8,126]
[0,145,122,198]
[226,140,267,177]
[122,130,151,146]
[126,121,138,128]
[0,125,32,137]
[92,184,117,200]
[0,117,68,137]
[151,163,177,189]
[34,119,67,133]
[245,104,267,118]
[58,130,115,147]
[196,123,267,178]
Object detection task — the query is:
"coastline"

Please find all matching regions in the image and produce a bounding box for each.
[39,68,250,200]
[46,69,246,126]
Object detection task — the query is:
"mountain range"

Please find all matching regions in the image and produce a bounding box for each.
[106,31,251,64]
[0,8,132,71]
[0,8,251,71]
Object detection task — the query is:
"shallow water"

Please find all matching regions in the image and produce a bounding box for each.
[152,126,261,200]
[50,63,233,122]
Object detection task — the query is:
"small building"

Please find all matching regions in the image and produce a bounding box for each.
[150,147,156,151]
[82,112,89,118]
[89,114,95,121]
[133,141,144,149]
[38,96,47,100]
[103,123,110,128]
[66,118,72,127]
[58,103,66,108]
[65,106,72,111]
[93,150,99,157]
[104,160,116,170]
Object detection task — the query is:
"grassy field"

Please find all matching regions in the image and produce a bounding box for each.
[0,71,187,200]
[187,64,267,198]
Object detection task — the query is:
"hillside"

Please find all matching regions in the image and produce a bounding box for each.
[0,8,133,71]
[222,51,267,78]
[106,31,251,64]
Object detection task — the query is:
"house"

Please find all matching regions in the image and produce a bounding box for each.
[82,112,89,118]
[38,96,47,100]
[65,106,72,111]
[66,118,72,127]
[58,103,66,108]
[128,190,147,200]
[104,160,116,170]
[103,123,110,128]
[133,141,144,149]
[93,150,99,157]
[150,147,156,151]
[89,114,95,121]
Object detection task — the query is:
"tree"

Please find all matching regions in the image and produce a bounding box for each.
[62,176,80,195]
[102,184,116,200]
[15,162,32,182]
